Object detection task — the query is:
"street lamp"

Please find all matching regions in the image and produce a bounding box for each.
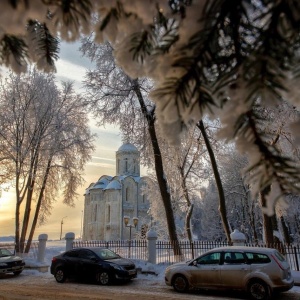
[60,216,67,240]
[123,216,138,258]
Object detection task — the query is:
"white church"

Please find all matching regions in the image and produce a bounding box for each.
[82,143,151,241]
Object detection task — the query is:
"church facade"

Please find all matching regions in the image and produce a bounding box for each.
[82,143,150,241]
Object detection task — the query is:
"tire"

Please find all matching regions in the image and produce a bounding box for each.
[13,271,22,276]
[96,271,112,285]
[172,275,189,293]
[248,280,269,300]
[55,268,66,283]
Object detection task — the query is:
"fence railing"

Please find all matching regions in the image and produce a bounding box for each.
[73,240,148,260]
[0,241,39,259]
[73,240,300,271]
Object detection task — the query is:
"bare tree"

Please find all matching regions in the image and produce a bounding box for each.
[0,69,94,252]
[80,40,182,255]
[0,1,299,212]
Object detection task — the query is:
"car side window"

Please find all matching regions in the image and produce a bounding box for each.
[245,252,271,264]
[197,252,221,265]
[223,252,246,264]
[64,250,79,258]
[79,249,97,260]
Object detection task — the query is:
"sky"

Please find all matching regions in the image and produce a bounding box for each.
[0,41,125,240]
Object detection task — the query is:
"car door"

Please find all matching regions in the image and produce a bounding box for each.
[190,252,222,288]
[220,251,250,288]
[78,249,101,280]
[62,249,80,277]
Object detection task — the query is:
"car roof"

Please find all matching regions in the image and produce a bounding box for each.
[206,246,277,253]
[69,247,107,251]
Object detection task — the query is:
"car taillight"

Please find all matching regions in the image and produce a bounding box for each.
[271,254,284,270]
[52,257,57,262]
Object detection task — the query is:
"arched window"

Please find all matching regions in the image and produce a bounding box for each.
[125,187,129,202]
[117,159,120,173]
[125,158,128,172]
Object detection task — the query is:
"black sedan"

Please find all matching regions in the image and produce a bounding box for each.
[50,247,137,285]
[0,248,25,276]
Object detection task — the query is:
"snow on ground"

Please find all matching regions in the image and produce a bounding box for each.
[2,238,300,294]
[23,240,167,287]
[2,240,300,294]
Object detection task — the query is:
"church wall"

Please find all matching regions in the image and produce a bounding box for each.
[104,189,121,240]
[137,179,151,238]
[82,194,90,240]
[122,177,139,240]
[116,151,140,177]
[83,143,151,241]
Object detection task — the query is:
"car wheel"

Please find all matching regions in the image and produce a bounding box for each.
[55,268,66,283]
[13,271,22,276]
[96,271,112,285]
[248,280,269,300]
[172,275,189,293]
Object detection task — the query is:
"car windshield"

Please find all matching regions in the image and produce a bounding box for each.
[0,248,13,257]
[93,249,120,260]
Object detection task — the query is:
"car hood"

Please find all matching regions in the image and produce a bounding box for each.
[0,255,23,263]
[166,261,189,271]
[105,258,135,267]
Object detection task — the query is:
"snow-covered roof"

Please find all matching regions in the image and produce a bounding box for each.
[104,179,121,190]
[90,177,111,190]
[117,143,138,152]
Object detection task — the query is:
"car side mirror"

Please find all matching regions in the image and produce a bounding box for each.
[192,260,197,266]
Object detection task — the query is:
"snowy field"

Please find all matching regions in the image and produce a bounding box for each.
[1,238,300,296]
[24,240,300,298]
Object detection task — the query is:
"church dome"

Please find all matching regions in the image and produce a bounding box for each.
[117,143,138,152]
[90,176,111,190]
[104,179,121,190]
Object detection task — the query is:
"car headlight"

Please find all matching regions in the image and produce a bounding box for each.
[111,264,124,271]
[0,263,8,267]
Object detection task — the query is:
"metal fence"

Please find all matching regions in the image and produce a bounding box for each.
[73,240,148,260]
[73,240,300,271]
[156,240,230,264]
[0,241,39,259]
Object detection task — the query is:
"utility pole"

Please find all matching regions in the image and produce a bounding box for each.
[60,216,67,240]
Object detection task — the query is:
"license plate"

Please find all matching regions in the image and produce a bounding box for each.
[12,266,20,270]
[128,269,136,275]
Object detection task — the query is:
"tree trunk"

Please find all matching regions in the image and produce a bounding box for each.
[133,80,182,257]
[15,169,22,254]
[185,204,194,258]
[197,120,231,243]
[280,216,291,244]
[20,151,39,253]
[260,186,274,244]
[179,163,194,243]
[25,159,52,253]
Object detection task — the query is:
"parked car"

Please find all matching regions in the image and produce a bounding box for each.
[165,246,294,300]
[0,247,25,276]
[50,247,137,285]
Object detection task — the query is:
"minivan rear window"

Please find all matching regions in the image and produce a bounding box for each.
[245,252,271,264]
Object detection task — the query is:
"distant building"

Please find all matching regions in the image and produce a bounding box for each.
[82,143,150,240]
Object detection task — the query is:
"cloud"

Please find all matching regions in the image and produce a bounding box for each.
[92,156,115,162]
[55,59,86,89]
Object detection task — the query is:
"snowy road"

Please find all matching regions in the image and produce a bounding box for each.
[0,271,299,300]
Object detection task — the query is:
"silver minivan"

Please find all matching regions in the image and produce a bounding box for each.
[165,246,294,300]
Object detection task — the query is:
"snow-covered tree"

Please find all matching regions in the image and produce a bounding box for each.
[80,39,182,254]
[0,69,94,252]
[0,0,300,213]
